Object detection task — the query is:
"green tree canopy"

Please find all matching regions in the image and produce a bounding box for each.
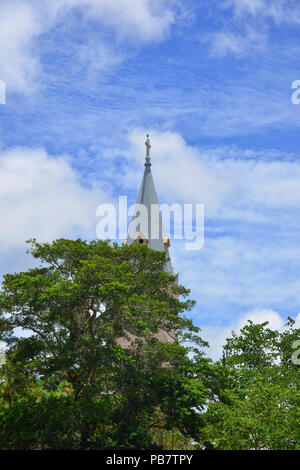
[201,320,300,450]
[0,238,209,449]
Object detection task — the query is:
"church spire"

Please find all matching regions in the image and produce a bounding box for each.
[118,135,177,348]
[127,134,174,275]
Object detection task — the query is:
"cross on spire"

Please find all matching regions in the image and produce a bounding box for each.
[145,134,151,167]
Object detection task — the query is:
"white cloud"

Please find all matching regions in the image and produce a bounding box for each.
[237,308,285,330]
[0,147,108,251]
[123,129,231,214]
[177,231,300,314]
[215,156,300,211]
[77,41,125,75]
[209,31,245,57]
[122,129,300,215]
[294,312,300,328]
[200,324,232,362]
[202,308,287,361]
[223,0,266,17]
[209,28,266,57]
[208,0,300,57]
[223,0,300,24]
[60,0,177,43]
[247,161,300,207]
[0,2,41,94]
[0,0,178,94]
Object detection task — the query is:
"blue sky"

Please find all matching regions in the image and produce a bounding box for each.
[1,0,300,359]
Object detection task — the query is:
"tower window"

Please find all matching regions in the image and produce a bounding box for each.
[135,232,148,245]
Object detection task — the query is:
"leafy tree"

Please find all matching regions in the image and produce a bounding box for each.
[0,238,209,449]
[201,320,300,450]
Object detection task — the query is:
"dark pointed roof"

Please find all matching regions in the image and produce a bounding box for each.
[127,135,174,275]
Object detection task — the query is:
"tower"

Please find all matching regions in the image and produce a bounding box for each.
[126,134,174,276]
[117,135,176,347]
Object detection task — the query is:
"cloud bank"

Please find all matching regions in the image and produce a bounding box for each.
[0,147,107,253]
[0,0,179,94]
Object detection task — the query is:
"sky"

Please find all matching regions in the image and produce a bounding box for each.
[1,0,300,359]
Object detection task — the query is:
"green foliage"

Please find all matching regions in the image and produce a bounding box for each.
[0,238,208,449]
[1,238,299,450]
[202,377,300,450]
[201,320,300,450]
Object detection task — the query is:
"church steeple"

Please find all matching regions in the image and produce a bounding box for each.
[127,134,173,275]
[117,135,176,348]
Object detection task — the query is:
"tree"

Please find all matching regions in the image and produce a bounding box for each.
[201,320,300,450]
[0,238,209,449]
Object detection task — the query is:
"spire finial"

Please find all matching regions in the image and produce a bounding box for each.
[145,134,151,167]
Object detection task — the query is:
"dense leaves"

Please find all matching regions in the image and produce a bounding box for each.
[201,319,300,450]
[0,238,209,449]
[0,238,299,449]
